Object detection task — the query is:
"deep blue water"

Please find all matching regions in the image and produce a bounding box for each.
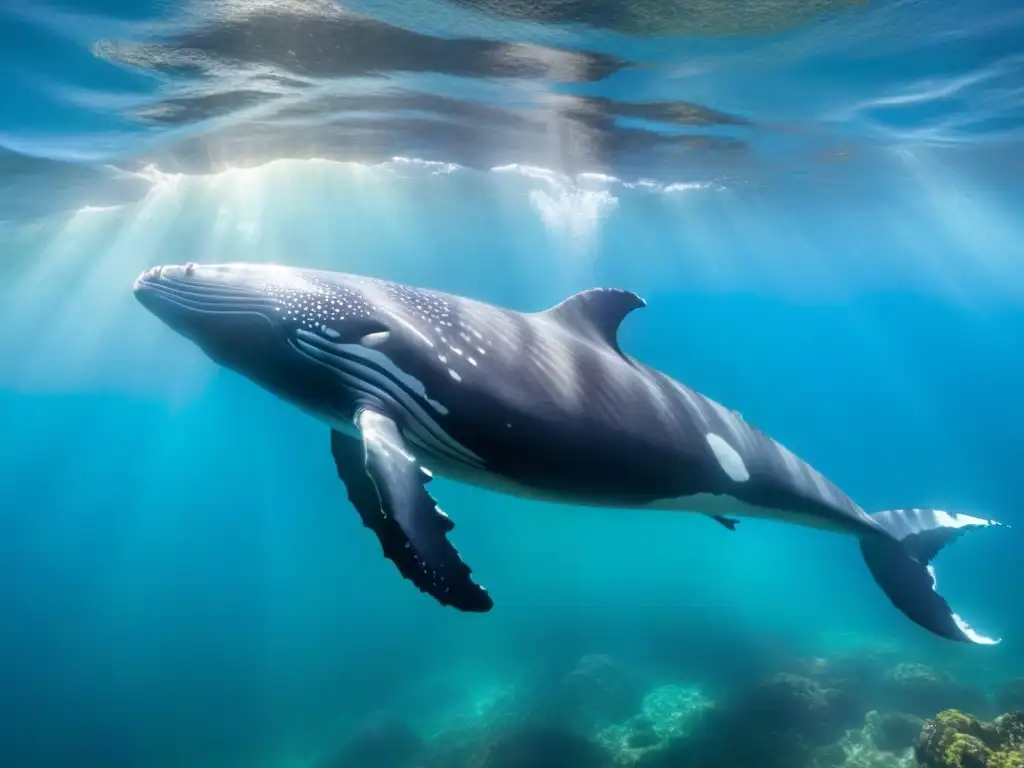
[0,1,1023,767]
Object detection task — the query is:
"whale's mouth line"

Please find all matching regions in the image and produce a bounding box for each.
[138,275,280,317]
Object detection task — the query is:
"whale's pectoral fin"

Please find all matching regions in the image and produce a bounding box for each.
[712,515,740,531]
[330,413,493,613]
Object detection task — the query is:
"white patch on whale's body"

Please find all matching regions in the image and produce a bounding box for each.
[360,331,390,347]
[705,432,750,482]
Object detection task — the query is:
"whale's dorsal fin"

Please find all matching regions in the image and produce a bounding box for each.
[541,288,646,356]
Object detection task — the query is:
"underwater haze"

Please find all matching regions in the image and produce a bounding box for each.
[1,0,1024,766]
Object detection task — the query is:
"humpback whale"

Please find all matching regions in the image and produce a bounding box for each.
[134,262,1005,644]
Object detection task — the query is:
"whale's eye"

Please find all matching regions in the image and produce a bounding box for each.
[184,263,196,275]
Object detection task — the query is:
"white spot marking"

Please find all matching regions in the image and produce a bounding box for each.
[706,433,749,482]
[360,331,390,348]
[448,369,462,381]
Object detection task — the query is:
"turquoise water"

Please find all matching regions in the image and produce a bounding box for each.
[1,1,1023,767]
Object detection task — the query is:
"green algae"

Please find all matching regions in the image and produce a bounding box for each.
[917,710,1024,768]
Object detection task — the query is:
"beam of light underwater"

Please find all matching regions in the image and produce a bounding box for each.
[0,158,626,395]
[1,150,1021,398]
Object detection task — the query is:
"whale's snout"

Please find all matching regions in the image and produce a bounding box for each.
[133,263,235,315]
[133,265,160,294]
[131,260,351,408]
[132,261,293,350]
[136,265,160,283]
[132,260,298,381]
[134,263,200,295]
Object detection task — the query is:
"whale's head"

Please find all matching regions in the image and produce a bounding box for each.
[134,262,291,346]
[133,262,400,420]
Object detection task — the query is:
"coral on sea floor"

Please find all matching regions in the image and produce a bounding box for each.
[916,709,1024,768]
[595,684,714,765]
[445,682,527,732]
[629,672,866,768]
[733,672,861,745]
[411,679,546,768]
[863,710,925,753]
[326,649,1023,768]
[810,728,914,768]
[804,710,922,768]
[558,654,646,731]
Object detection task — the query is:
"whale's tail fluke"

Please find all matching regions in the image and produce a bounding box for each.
[859,508,1005,645]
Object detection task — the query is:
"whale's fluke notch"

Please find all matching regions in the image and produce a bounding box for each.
[541,287,646,358]
[860,508,1004,645]
[330,414,493,612]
